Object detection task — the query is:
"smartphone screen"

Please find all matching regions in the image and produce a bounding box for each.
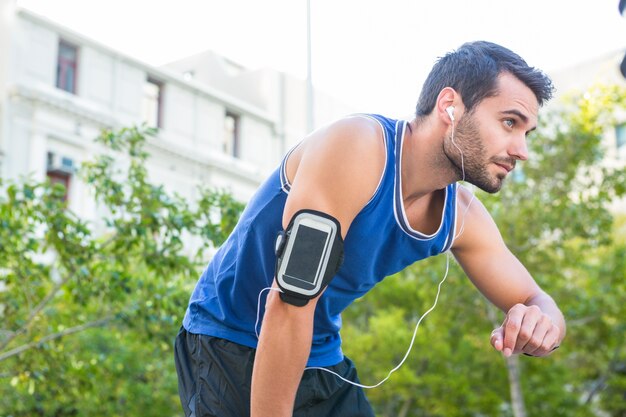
[284,224,328,285]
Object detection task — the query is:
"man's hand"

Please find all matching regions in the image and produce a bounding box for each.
[490,303,561,357]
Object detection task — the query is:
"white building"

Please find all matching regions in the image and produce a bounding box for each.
[0,1,354,223]
[1,0,623,219]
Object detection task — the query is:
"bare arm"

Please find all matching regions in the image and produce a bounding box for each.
[251,292,318,416]
[250,117,385,416]
[451,187,566,357]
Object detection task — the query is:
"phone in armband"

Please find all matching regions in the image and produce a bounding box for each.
[275,210,343,306]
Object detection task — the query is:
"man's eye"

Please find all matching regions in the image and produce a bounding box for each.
[504,119,515,128]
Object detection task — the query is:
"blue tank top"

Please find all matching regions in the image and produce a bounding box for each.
[183,114,458,367]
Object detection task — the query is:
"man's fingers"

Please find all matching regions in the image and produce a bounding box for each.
[490,327,504,352]
[502,320,518,357]
[513,305,544,353]
[502,305,525,357]
[498,304,561,358]
[525,324,560,356]
[521,314,551,354]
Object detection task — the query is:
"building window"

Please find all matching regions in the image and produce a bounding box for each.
[56,40,78,94]
[142,77,163,128]
[616,123,626,150]
[46,152,74,202]
[224,112,240,158]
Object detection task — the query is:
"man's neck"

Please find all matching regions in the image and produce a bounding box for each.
[400,117,459,202]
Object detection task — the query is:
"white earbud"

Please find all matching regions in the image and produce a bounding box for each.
[446,106,455,121]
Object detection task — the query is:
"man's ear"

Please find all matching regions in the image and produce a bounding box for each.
[435,87,463,125]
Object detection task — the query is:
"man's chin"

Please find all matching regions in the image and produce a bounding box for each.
[474,178,504,194]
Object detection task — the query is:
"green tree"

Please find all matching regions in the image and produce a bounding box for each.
[0,125,244,416]
[484,84,626,417]
[341,84,626,416]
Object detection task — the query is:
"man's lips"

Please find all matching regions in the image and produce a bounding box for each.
[496,163,513,172]
[493,160,515,173]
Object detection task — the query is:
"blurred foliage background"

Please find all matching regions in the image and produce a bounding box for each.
[1,84,625,416]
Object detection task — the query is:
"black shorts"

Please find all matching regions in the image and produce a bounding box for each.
[174,327,375,417]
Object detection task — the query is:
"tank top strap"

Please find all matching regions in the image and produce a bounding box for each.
[355,114,404,208]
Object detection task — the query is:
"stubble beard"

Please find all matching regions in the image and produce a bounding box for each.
[443,113,508,194]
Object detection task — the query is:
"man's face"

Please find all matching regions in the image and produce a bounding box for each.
[443,72,539,193]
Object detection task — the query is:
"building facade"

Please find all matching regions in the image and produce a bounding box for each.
[1,1,623,220]
[0,1,354,225]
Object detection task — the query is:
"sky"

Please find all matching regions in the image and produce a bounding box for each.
[15,0,626,119]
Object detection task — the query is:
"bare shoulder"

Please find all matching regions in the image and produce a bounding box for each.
[287,115,385,172]
[286,115,386,195]
[283,115,386,232]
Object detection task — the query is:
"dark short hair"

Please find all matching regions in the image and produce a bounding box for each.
[415,41,554,117]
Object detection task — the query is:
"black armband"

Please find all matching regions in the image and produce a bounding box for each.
[274,209,344,306]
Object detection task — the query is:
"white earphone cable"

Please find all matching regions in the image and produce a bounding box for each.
[449,114,475,240]
[303,253,452,389]
[254,116,474,389]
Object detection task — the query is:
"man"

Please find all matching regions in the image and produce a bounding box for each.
[174,41,566,417]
